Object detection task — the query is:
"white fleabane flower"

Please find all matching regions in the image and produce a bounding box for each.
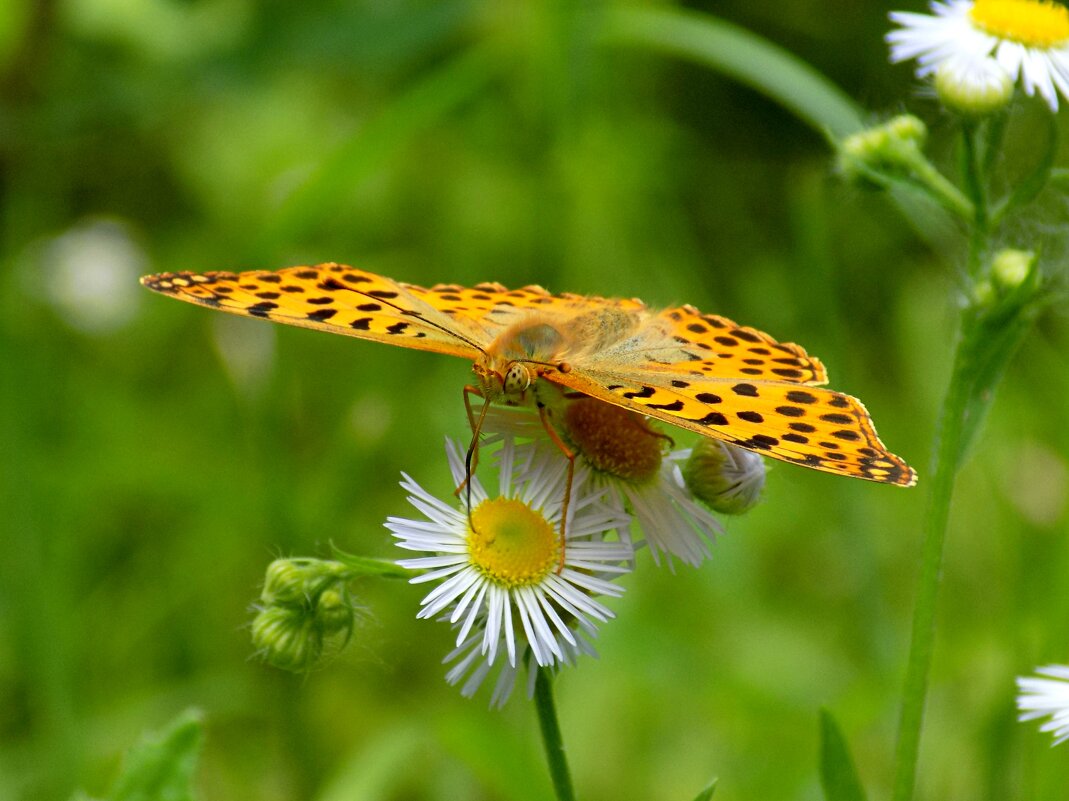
[594,448,722,569]
[888,0,1069,111]
[486,399,723,568]
[444,625,597,707]
[1017,665,1069,744]
[388,436,632,700]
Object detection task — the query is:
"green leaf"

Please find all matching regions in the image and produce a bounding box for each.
[691,778,718,801]
[954,268,1046,466]
[598,7,864,140]
[99,709,204,801]
[819,710,866,801]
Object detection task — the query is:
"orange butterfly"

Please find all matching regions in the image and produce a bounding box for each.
[141,263,916,487]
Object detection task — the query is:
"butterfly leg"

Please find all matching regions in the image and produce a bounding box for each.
[537,402,575,574]
[454,385,487,500]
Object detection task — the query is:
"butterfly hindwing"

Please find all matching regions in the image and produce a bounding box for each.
[548,366,916,486]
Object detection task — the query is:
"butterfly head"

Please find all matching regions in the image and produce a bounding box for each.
[473,358,535,404]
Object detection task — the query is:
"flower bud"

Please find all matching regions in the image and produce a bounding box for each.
[991,249,1037,291]
[839,115,928,182]
[683,440,766,515]
[972,279,996,308]
[315,588,356,637]
[261,558,347,606]
[251,606,323,672]
[934,55,1014,117]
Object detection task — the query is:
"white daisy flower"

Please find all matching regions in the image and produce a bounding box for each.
[388,436,632,697]
[594,448,722,569]
[444,624,597,707]
[1017,664,1069,744]
[888,0,1069,111]
[486,398,723,568]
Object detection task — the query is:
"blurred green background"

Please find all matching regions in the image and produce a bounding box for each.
[2,1,1067,799]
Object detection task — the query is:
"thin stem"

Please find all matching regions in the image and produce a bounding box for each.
[908,154,975,222]
[891,332,971,801]
[534,667,576,801]
[892,117,996,801]
[961,121,990,274]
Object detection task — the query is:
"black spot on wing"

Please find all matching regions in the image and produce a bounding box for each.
[647,400,684,411]
[248,301,278,318]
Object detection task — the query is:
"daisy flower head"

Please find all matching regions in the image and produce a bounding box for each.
[888,0,1069,111]
[492,395,723,569]
[1017,664,1069,744]
[388,435,633,702]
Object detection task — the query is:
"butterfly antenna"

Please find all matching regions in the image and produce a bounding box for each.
[325,278,488,355]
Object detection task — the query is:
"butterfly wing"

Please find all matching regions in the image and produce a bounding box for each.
[141,263,487,360]
[410,281,647,343]
[548,363,915,486]
[651,305,828,385]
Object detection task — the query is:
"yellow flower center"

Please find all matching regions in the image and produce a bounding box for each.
[467,498,557,587]
[562,398,665,484]
[970,0,1069,47]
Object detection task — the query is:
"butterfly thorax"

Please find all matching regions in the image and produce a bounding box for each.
[476,308,648,404]
[475,315,579,404]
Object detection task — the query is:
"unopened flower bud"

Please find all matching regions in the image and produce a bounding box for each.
[885,114,927,146]
[261,558,347,606]
[972,279,996,308]
[315,588,356,636]
[251,606,323,672]
[683,440,766,515]
[934,55,1013,117]
[991,249,1037,291]
[839,115,928,181]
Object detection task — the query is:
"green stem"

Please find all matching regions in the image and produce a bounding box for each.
[891,329,971,801]
[892,115,999,800]
[908,155,975,222]
[961,122,989,274]
[534,667,576,801]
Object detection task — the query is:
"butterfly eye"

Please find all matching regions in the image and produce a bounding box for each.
[504,363,532,394]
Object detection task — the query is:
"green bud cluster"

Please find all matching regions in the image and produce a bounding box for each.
[251,558,358,673]
[838,115,928,182]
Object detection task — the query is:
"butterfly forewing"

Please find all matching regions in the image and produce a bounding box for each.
[141,264,486,360]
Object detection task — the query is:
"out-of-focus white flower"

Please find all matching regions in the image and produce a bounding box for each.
[1017,665,1069,744]
[888,0,1069,111]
